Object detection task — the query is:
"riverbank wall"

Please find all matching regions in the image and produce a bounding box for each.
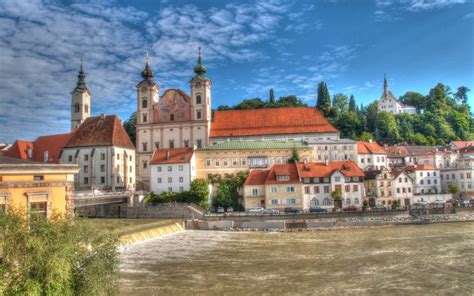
[185,212,474,231]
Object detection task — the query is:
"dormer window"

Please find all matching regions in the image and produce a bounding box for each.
[276,175,290,181]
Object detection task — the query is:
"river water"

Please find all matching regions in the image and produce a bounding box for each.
[119,223,474,296]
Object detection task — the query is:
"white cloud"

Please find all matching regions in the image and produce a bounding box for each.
[375,0,467,21]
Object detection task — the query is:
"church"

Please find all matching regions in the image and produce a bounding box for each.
[135,49,340,187]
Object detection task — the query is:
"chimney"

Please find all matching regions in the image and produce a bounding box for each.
[368,139,372,143]
[166,150,170,160]
[325,159,329,166]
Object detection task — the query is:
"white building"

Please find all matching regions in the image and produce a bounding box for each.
[405,164,441,195]
[440,148,474,200]
[298,161,365,211]
[377,75,416,115]
[60,115,136,191]
[150,148,196,194]
[392,170,414,207]
[70,60,91,130]
[309,138,357,162]
[357,140,388,170]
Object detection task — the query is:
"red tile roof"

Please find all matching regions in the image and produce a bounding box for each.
[450,141,474,149]
[4,131,76,163]
[210,107,338,138]
[296,161,365,178]
[265,164,301,184]
[404,164,436,171]
[150,148,194,164]
[357,141,386,154]
[244,169,271,186]
[64,115,135,149]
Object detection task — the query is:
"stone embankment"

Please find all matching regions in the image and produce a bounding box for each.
[185,212,474,231]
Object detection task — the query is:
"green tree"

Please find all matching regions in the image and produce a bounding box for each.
[332,93,348,114]
[331,188,342,209]
[400,91,424,112]
[288,146,300,164]
[190,179,211,209]
[123,112,136,144]
[0,212,118,295]
[358,131,374,142]
[366,101,379,134]
[349,94,356,112]
[375,111,399,144]
[269,88,275,103]
[454,86,470,104]
[215,181,234,208]
[317,81,331,116]
[448,183,459,194]
[276,95,307,108]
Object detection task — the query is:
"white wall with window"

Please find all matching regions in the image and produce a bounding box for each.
[150,154,196,194]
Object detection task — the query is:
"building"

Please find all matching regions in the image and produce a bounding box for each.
[71,60,91,130]
[377,75,416,115]
[149,148,195,194]
[195,141,314,179]
[385,145,454,169]
[60,115,136,191]
[392,169,414,207]
[310,138,357,162]
[136,50,212,187]
[440,146,474,200]
[0,156,79,219]
[209,107,339,144]
[357,140,388,170]
[298,161,365,211]
[364,168,394,207]
[405,164,441,195]
[243,164,302,210]
[449,141,474,150]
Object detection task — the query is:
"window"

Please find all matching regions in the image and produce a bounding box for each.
[142,142,148,152]
[286,199,296,205]
[68,155,73,162]
[216,159,221,167]
[168,177,172,183]
[353,185,358,192]
[83,165,89,173]
[335,176,341,182]
[241,158,247,166]
[179,165,183,171]
[323,197,331,205]
[310,198,319,207]
[345,185,350,192]
[130,166,133,173]
[232,158,238,166]
[420,172,423,177]
[197,139,202,149]
[169,140,175,148]
[223,159,228,166]
[101,176,105,184]
[206,159,211,167]
[168,187,173,192]
[179,177,184,183]
[170,114,175,121]
[271,187,278,193]
[117,165,120,171]
[142,99,147,108]
[196,95,202,104]
[167,166,172,172]
[157,178,162,183]
[117,154,120,160]
[142,113,147,123]
[197,110,202,119]
[324,186,329,193]
[100,164,105,172]
[304,186,310,194]
[354,198,359,205]
[143,160,148,169]
[408,188,411,193]
[74,103,80,113]
[314,186,320,194]
[184,140,189,148]
[34,175,44,181]
[157,166,162,172]
[84,177,89,184]
[252,188,259,196]
[286,187,296,193]
[116,176,121,184]
[155,142,160,149]
[30,201,47,219]
[84,154,89,161]
[271,199,278,205]
[100,153,105,160]
[397,188,400,193]
[345,198,351,205]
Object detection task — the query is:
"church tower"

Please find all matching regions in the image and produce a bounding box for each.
[137,52,159,127]
[71,60,91,130]
[190,47,212,148]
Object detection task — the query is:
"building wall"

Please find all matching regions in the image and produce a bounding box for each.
[209,132,339,145]
[195,148,314,179]
[150,155,196,194]
[411,169,441,194]
[243,184,266,209]
[393,172,414,206]
[60,146,135,191]
[364,170,394,206]
[441,165,474,199]
[357,153,388,170]
[310,141,357,162]
[0,171,75,218]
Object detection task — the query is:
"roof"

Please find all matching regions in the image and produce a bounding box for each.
[210,107,338,138]
[385,145,443,157]
[265,164,300,184]
[200,140,309,151]
[404,164,436,171]
[4,140,34,160]
[0,155,79,173]
[450,141,474,149]
[150,148,194,164]
[357,141,387,154]
[296,161,365,178]
[244,169,271,186]
[64,115,135,149]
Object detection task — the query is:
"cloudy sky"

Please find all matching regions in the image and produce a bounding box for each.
[0,0,473,143]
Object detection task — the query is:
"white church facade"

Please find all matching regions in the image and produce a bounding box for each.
[377,75,416,115]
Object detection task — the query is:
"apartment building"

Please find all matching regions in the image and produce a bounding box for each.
[364,168,394,207]
[357,140,388,170]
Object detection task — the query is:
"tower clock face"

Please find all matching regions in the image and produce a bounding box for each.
[195,82,201,88]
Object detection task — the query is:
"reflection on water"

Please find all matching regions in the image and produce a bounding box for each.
[119,223,474,296]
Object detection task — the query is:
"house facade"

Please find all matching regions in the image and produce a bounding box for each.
[392,170,414,207]
[309,138,357,162]
[364,168,394,207]
[405,164,441,195]
[357,140,388,170]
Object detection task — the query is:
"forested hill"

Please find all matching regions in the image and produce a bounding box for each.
[215,83,473,145]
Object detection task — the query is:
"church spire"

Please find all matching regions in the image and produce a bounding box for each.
[193,47,208,80]
[73,59,89,93]
[141,50,154,79]
[383,73,388,94]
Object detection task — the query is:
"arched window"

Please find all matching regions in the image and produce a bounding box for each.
[354,198,359,205]
[74,103,80,112]
[196,95,202,104]
[170,114,174,121]
[169,140,175,148]
[345,198,351,205]
[323,197,331,206]
[142,99,147,108]
[310,198,319,207]
[85,104,89,113]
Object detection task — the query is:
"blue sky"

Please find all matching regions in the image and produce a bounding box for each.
[0,0,473,143]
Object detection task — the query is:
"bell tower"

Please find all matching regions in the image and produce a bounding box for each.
[71,60,91,130]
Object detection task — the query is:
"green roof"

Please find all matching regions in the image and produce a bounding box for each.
[200,141,309,151]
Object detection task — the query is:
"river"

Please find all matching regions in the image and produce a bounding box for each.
[119,222,474,295]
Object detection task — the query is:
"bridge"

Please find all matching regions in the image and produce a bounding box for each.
[72,192,134,207]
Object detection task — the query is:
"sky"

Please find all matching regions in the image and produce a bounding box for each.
[0,0,473,143]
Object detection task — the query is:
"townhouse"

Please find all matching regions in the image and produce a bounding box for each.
[357,140,388,170]
[364,168,394,207]
[440,146,474,200]
[404,164,441,195]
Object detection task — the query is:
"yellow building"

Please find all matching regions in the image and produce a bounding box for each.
[195,141,313,179]
[0,156,79,219]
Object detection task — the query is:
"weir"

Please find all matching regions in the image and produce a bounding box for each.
[120,221,184,245]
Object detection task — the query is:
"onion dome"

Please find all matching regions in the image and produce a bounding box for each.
[193,47,209,80]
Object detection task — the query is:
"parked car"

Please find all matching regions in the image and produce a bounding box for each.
[284,207,299,214]
[371,205,386,211]
[470,199,474,206]
[309,207,327,213]
[216,206,225,213]
[343,205,358,212]
[248,207,265,214]
[226,206,234,212]
[263,208,279,214]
